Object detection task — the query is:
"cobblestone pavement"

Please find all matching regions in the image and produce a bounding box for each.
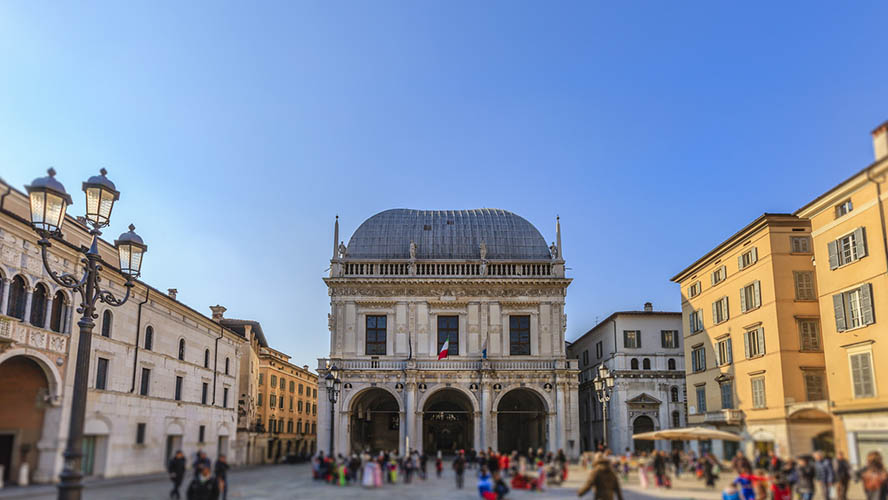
[4,463,702,500]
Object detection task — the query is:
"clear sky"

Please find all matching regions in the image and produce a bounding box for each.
[1,2,886,369]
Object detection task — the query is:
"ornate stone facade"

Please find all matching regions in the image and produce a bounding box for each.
[318,209,580,458]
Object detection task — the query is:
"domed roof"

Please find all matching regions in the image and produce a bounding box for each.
[346,209,552,260]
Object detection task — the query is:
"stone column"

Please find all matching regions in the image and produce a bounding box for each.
[398,410,406,455]
[0,278,10,314]
[555,383,566,453]
[480,384,489,450]
[489,410,498,451]
[405,384,416,451]
[414,411,424,453]
[473,411,482,451]
[547,412,557,453]
[65,301,75,333]
[316,391,330,456]
[44,296,54,329]
[22,289,33,323]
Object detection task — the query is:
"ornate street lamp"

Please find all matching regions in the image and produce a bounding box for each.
[25,168,146,500]
[592,364,615,449]
[324,365,341,456]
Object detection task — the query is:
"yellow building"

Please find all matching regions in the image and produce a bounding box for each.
[671,214,832,459]
[255,347,318,461]
[795,122,888,464]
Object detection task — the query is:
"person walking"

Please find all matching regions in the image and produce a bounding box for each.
[703,453,718,489]
[815,451,836,500]
[436,450,444,478]
[578,452,625,500]
[835,451,851,500]
[857,451,888,500]
[186,465,220,500]
[797,456,818,500]
[168,450,187,500]
[454,450,467,489]
[213,454,229,500]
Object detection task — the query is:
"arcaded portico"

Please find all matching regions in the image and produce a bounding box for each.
[318,209,580,458]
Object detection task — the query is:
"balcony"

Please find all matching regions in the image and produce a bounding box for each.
[0,315,69,355]
[339,260,559,278]
[318,357,577,372]
[702,409,744,424]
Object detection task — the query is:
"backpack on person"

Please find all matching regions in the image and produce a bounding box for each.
[862,468,888,492]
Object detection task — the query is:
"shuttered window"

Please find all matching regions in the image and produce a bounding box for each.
[804,371,826,401]
[720,381,734,409]
[691,346,706,372]
[790,236,812,253]
[828,227,867,269]
[751,377,766,408]
[833,284,875,332]
[711,266,727,286]
[688,281,702,298]
[623,330,641,349]
[849,352,876,399]
[744,327,766,358]
[798,320,821,351]
[717,338,733,366]
[712,297,729,324]
[738,247,758,270]
[661,330,679,348]
[690,310,704,333]
[695,386,707,413]
[740,281,762,313]
[794,271,816,300]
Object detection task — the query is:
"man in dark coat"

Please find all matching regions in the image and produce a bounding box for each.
[186,464,219,500]
[453,450,467,489]
[214,454,229,500]
[168,450,187,500]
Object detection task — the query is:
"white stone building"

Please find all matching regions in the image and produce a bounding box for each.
[0,180,247,484]
[567,304,686,454]
[318,209,580,459]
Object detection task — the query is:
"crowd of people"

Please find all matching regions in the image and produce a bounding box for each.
[310,446,570,499]
[166,450,230,500]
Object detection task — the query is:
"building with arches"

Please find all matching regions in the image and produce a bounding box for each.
[0,179,247,484]
[319,209,580,458]
[568,304,685,454]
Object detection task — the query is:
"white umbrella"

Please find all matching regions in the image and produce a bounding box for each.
[632,426,741,442]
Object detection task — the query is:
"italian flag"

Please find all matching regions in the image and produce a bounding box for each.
[438,339,449,360]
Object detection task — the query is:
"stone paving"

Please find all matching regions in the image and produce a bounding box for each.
[1,463,707,500]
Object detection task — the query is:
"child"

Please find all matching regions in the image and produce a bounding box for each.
[722,484,741,500]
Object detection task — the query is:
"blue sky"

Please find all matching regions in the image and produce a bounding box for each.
[1,2,886,368]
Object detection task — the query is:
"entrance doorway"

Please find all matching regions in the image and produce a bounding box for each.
[422,389,474,455]
[349,388,400,454]
[0,356,51,484]
[632,416,655,454]
[497,389,547,454]
[218,436,229,458]
[165,435,183,466]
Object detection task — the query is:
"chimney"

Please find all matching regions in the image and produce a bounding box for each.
[644,302,653,312]
[167,288,178,300]
[873,121,888,161]
[210,305,227,321]
[303,365,309,371]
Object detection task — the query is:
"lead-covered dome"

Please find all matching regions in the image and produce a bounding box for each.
[346,209,551,260]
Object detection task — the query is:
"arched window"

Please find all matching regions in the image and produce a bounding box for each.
[144,326,154,350]
[178,339,185,361]
[30,283,48,327]
[668,358,676,370]
[50,291,66,333]
[204,349,210,368]
[630,358,639,370]
[7,275,27,320]
[225,357,230,375]
[101,310,113,338]
[672,410,680,427]
[670,386,679,402]
[643,358,651,370]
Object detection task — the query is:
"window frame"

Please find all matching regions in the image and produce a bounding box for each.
[509,315,531,356]
[437,315,459,356]
[623,330,641,349]
[744,327,766,359]
[803,370,827,401]
[790,236,812,254]
[365,315,388,356]
[849,351,877,399]
[688,281,702,298]
[750,376,766,409]
[661,330,679,349]
[689,309,704,333]
[717,338,733,366]
[174,376,183,401]
[140,368,150,396]
[95,357,109,390]
[144,326,153,351]
[695,386,707,413]
[794,271,816,301]
[691,346,706,373]
[712,296,729,324]
[798,319,821,352]
[101,310,113,338]
[835,199,853,218]
[711,266,727,286]
[719,381,734,410]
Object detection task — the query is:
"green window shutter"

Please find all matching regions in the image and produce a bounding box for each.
[828,240,839,269]
[623,331,629,347]
[757,328,765,354]
[744,331,751,358]
[726,341,733,364]
[751,247,758,264]
[713,302,718,323]
[738,254,744,270]
[753,281,762,308]
[833,293,847,332]
[854,227,868,259]
[723,297,729,320]
[860,283,875,325]
[711,272,716,286]
[740,286,748,313]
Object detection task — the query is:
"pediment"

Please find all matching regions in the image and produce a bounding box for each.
[626,392,661,405]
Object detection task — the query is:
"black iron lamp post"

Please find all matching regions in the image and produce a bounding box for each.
[324,365,341,456]
[25,168,146,500]
[592,364,615,449]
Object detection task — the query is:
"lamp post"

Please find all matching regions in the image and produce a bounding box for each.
[324,365,341,457]
[24,168,146,500]
[592,364,615,450]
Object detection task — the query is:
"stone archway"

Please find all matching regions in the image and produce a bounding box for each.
[497,388,547,455]
[422,388,474,456]
[0,355,51,484]
[349,388,400,454]
[632,416,655,453]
